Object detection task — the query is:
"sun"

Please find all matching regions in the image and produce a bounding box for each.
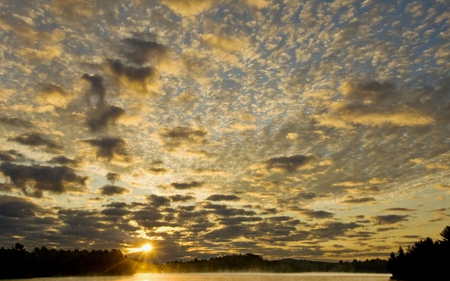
[140,243,153,252]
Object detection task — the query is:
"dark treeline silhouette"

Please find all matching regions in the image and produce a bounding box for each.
[0,244,146,279]
[388,225,450,281]
[0,244,388,279]
[163,253,388,273]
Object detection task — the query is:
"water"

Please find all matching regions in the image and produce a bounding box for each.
[4,273,391,281]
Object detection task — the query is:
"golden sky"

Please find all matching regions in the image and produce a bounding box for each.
[0,0,449,262]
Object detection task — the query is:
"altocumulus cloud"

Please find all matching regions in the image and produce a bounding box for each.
[0,162,88,198]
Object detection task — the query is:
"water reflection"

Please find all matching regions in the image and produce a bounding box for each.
[5,273,391,281]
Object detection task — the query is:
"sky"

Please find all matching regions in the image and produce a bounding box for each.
[0,0,449,263]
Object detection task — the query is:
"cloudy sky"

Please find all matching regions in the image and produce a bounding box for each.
[0,0,449,262]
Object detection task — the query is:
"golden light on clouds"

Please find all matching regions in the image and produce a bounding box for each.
[0,0,449,264]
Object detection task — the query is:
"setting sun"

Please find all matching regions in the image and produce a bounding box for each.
[140,244,153,252]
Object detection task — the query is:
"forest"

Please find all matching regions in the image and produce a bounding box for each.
[388,226,450,281]
[0,244,144,279]
[0,243,387,279]
[163,253,387,273]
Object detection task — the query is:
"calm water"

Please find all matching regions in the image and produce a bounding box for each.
[5,273,391,281]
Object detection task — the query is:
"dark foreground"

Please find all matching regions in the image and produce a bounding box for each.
[387,226,450,281]
[0,245,387,279]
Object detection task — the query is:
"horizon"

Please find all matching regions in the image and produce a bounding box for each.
[0,0,449,264]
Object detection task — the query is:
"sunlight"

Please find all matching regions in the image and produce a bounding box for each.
[140,243,153,252]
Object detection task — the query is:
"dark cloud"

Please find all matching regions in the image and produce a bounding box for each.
[402,235,421,239]
[342,81,397,103]
[109,59,158,92]
[120,33,169,66]
[82,137,131,163]
[219,216,263,225]
[204,225,254,241]
[373,215,408,225]
[9,132,62,152]
[203,203,256,217]
[341,196,376,204]
[81,74,106,108]
[100,208,130,218]
[0,195,45,217]
[170,194,195,202]
[102,201,130,209]
[311,222,360,239]
[81,73,125,131]
[206,194,240,201]
[87,105,125,132]
[264,155,311,173]
[105,172,121,183]
[0,116,32,128]
[159,126,208,150]
[300,209,334,219]
[147,167,168,175]
[132,208,164,228]
[170,181,203,190]
[0,162,88,197]
[98,185,130,196]
[147,194,171,208]
[0,149,25,162]
[384,207,417,212]
[47,156,80,167]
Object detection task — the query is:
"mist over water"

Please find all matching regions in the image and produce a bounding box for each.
[6,273,391,281]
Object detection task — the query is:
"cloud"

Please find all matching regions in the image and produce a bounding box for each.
[8,132,62,152]
[315,80,435,128]
[0,162,88,197]
[120,33,170,66]
[311,222,360,239]
[105,172,121,183]
[170,195,195,202]
[372,215,408,225]
[341,196,376,204]
[203,203,256,218]
[147,194,171,208]
[244,0,270,9]
[87,105,126,132]
[332,181,364,187]
[191,168,226,177]
[368,178,391,184]
[383,208,417,212]
[147,167,168,175]
[159,126,208,151]
[206,194,241,201]
[170,181,203,190]
[253,155,312,173]
[300,209,334,219]
[0,195,46,217]
[158,0,215,16]
[82,137,131,163]
[98,185,130,196]
[47,156,81,168]
[0,116,32,128]
[109,59,160,96]
[201,34,245,53]
[37,84,72,108]
[81,74,106,108]
[0,149,26,162]
[436,184,450,190]
[81,73,126,131]
[346,186,380,195]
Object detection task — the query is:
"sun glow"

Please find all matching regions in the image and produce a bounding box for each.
[140,243,153,252]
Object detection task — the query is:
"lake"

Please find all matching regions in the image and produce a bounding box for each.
[4,273,392,281]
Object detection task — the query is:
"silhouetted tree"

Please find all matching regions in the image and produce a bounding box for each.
[388,226,450,281]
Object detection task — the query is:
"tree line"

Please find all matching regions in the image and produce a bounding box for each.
[388,226,450,281]
[164,253,388,273]
[0,244,144,279]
